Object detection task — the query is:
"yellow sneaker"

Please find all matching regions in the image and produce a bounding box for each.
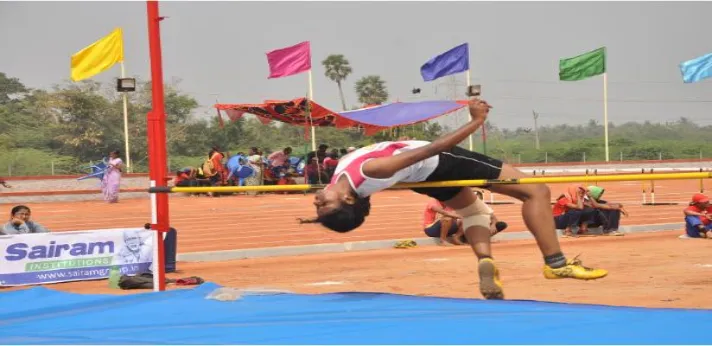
[543,255,608,280]
[478,258,504,300]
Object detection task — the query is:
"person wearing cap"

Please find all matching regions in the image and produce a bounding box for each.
[683,193,712,238]
[584,185,628,236]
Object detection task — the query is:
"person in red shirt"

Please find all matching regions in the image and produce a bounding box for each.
[423,198,466,245]
[684,193,712,238]
[423,193,508,246]
[553,186,586,237]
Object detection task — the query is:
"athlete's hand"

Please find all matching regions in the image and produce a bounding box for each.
[468,97,492,123]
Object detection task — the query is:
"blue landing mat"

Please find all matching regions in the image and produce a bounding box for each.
[0,282,709,344]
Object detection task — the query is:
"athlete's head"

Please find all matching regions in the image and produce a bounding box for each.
[307,177,371,233]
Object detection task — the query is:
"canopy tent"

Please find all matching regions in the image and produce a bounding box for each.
[215,98,467,136]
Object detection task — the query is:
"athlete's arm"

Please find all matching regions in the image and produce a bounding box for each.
[362,98,491,179]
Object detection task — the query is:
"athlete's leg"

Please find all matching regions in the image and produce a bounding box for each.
[444,188,503,299]
[487,164,562,257]
[443,188,492,258]
[486,164,607,280]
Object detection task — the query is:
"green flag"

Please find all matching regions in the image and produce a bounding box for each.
[559,47,606,81]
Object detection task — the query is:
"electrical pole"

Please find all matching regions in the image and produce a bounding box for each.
[533,110,541,150]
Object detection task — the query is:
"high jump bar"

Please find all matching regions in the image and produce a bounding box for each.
[148,171,711,194]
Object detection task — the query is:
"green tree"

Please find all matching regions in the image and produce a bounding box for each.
[0,72,29,105]
[355,75,388,105]
[322,54,353,111]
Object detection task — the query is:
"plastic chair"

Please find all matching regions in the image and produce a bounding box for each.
[77,159,108,181]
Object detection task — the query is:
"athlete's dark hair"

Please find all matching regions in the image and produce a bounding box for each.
[301,196,371,233]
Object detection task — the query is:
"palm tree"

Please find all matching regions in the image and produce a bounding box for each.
[355,75,389,105]
[322,54,352,111]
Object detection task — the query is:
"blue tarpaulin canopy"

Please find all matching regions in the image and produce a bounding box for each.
[338,100,466,134]
[216,98,467,135]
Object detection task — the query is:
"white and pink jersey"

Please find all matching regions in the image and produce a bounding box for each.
[331,141,439,198]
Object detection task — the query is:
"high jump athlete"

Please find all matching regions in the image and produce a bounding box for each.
[300,97,608,299]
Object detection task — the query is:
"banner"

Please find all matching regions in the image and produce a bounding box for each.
[0,228,155,286]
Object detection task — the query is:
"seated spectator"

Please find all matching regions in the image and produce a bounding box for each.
[305,155,328,184]
[1,205,50,235]
[553,186,588,237]
[339,148,348,157]
[423,194,508,246]
[307,144,329,165]
[323,152,339,180]
[174,168,194,187]
[276,169,298,194]
[423,198,466,246]
[683,193,712,238]
[584,185,627,236]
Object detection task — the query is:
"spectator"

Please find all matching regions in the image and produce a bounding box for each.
[314,144,329,164]
[244,147,264,195]
[423,198,466,246]
[584,185,627,236]
[101,150,124,203]
[323,152,339,180]
[423,192,508,246]
[174,168,192,187]
[305,156,328,184]
[339,148,348,157]
[683,193,712,238]
[553,186,587,237]
[268,147,292,168]
[347,146,356,153]
[1,205,50,235]
[209,146,227,186]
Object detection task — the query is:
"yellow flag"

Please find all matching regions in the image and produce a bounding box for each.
[70,28,124,82]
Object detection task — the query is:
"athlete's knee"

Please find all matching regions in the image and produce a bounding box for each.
[455,198,492,230]
[522,184,550,202]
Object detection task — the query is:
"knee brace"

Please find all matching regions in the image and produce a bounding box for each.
[455,197,493,230]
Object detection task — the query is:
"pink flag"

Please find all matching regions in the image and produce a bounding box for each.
[266,41,311,79]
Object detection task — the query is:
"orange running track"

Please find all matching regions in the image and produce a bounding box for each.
[3,179,705,253]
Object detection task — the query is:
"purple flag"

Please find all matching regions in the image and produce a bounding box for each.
[420,43,469,82]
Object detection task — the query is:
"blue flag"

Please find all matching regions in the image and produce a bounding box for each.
[420,43,469,82]
[680,52,712,83]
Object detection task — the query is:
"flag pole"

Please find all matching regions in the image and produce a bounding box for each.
[603,72,610,162]
[120,61,132,173]
[308,69,316,151]
[465,69,473,151]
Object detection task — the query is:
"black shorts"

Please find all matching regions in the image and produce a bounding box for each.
[410,146,503,202]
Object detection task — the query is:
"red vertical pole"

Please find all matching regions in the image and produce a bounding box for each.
[147,0,169,291]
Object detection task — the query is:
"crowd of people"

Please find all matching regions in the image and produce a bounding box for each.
[171,144,360,196]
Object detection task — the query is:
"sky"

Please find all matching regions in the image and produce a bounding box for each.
[1,1,712,130]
